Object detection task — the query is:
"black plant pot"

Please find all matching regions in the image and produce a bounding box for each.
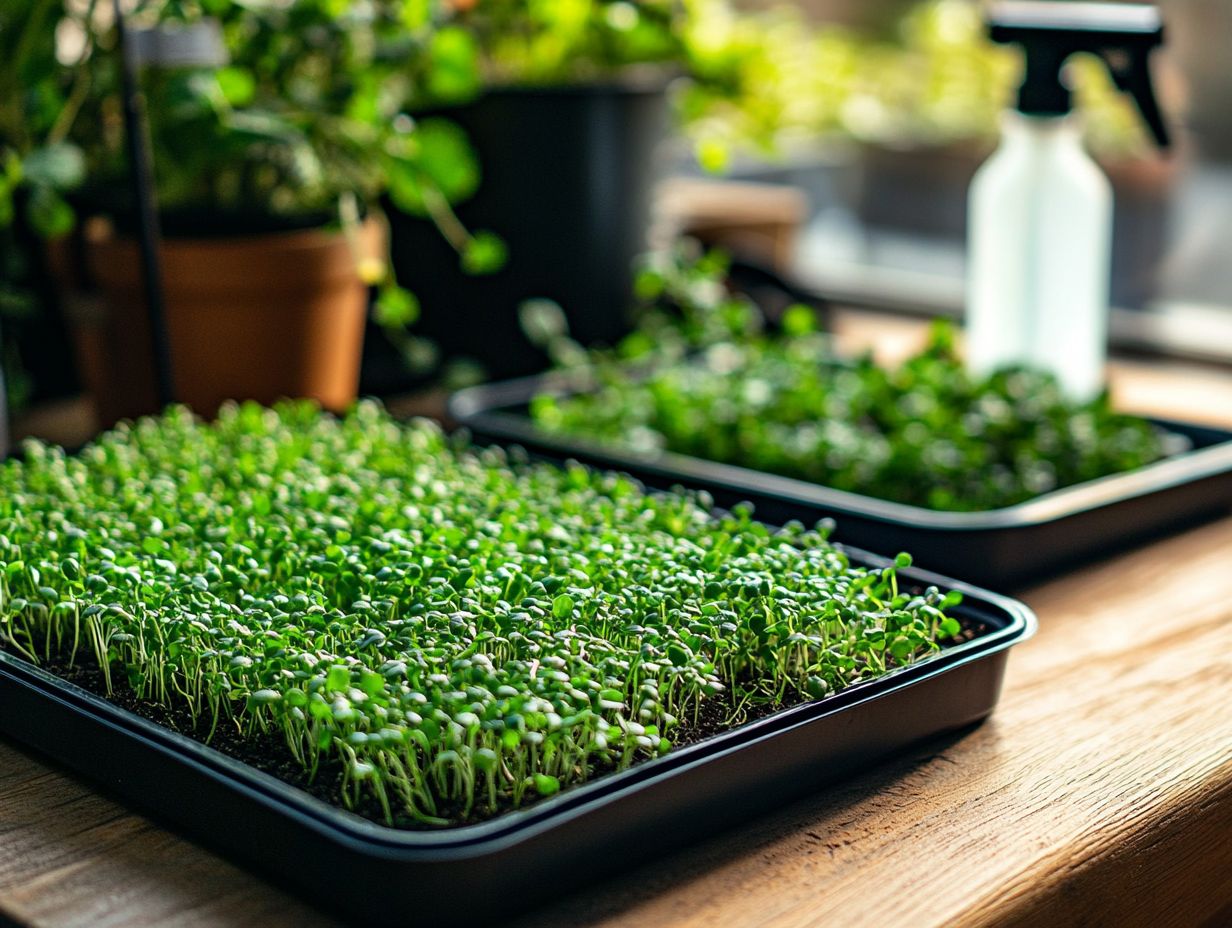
[366,81,669,392]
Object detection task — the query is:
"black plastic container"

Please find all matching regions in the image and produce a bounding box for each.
[363,81,669,394]
[450,373,1232,588]
[0,550,1033,928]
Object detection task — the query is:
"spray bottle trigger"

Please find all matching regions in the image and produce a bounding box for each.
[1095,46,1171,149]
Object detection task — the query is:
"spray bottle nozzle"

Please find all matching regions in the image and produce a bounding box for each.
[988,2,1170,149]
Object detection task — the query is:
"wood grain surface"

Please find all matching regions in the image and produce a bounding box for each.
[3,320,1232,928]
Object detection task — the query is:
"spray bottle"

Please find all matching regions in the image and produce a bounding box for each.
[966,2,1169,401]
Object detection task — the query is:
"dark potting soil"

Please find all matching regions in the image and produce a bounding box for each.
[5,609,985,831]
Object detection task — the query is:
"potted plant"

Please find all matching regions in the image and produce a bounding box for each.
[364,1,688,388]
[9,0,843,412]
[19,0,499,423]
[370,0,833,387]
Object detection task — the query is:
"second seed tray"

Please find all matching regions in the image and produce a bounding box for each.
[450,373,1232,588]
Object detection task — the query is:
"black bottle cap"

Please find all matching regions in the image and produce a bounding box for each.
[988,2,1170,148]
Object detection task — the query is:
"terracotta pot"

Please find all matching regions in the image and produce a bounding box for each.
[80,221,375,422]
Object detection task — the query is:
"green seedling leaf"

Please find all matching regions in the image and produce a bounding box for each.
[532,774,561,796]
[387,118,479,215]
[326,665,350,693]
[375,285,420,328]
[461,231,507,276]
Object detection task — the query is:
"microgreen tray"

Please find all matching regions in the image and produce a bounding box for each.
[450,373,1232,588]
[0,550,1032,927]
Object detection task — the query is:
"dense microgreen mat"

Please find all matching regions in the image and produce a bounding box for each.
[527,256,1171,512]
[0,402,962,827]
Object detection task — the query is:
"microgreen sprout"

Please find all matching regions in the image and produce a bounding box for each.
[529,253,1171,512]
[0,401,962,826]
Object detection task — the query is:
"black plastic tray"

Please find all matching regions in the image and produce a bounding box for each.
[450,373,1232,588]
[0,550,1034,928]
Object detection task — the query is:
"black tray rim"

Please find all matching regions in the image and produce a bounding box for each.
[0,547,1035,860]
[448,371,1232,531]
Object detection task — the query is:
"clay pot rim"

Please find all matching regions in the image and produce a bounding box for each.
[83,217,379,253]
[83,217,383,291]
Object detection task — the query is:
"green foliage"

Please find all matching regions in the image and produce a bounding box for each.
[0,401,960,826]
[386,117,481,217]
[69,2,444,224]
[374,285,420,328]
[6,0,809,226]
[0,0,88,413]
[676,0,1148,165]
[828,0,1148,156]
[439,0,680,86]
[460,230,507,275]
[529,252,1171,513]
[676,1,859,166]
[424,26,481,100]
[0,0,86,231]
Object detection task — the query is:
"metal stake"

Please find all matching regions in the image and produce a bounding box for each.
[112,0,175,408]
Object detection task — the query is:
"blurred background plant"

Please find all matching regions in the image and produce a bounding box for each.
[684,0,1149,167]
[425,0,682,86]
[1,0,474,410]
[0,0,825,410]
[2,0,1148,253]
[65,0,510,331]
[0,0,87,409]
[0,0,1184,421]
[831,0,1147,157]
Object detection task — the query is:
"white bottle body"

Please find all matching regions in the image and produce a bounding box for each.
[966,113,1113,401]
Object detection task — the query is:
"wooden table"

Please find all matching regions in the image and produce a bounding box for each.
[3,320,1232,928]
